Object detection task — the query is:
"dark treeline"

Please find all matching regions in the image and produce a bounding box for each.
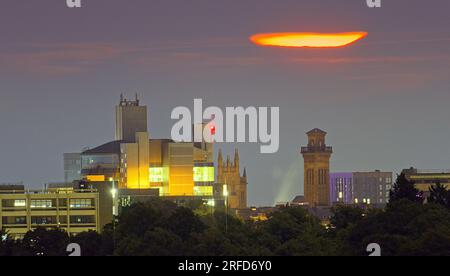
[2,173,450,256]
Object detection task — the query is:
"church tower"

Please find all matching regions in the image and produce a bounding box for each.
[217,148,248,209]
[301,129,333,207]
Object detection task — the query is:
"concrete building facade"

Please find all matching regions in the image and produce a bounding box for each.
[115,94,148,143]
[0,184,104,239]
[330,171,393,206]
[352,171,392,205]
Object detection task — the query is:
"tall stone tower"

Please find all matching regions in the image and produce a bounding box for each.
[301,128,333,207]
[217,148,248,209]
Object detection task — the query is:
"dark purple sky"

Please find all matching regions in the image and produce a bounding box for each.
[1,0,449,205]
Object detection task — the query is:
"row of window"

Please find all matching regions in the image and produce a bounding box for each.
[2,199,94,209]
[353,197,390,204]
[2,216,96,225]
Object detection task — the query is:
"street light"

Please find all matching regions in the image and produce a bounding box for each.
[109,177,118,216]
[223,184,228,234]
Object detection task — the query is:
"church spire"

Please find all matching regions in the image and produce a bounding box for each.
[218,148,223,175]
[234,148,240,171]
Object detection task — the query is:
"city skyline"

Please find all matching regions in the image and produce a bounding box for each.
[1,0,450,206]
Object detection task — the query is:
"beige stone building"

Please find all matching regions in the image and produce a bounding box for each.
[217,149,248,209]
[301,128,333,207]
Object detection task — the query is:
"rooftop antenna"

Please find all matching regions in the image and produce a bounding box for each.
[135,93,139,105]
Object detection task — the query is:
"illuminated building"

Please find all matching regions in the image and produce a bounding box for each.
[120,132,150,190]
[402,167,450,197]
[216,148,248,209]
[76,96,216,202]
[330,173,353,204]
[329,171,392,206]
[0,184,106,239]
[301,128,333,207]
[81,141,121,182]
[235,207,274,222]
[352,171,392,206]
[291,196,308,206]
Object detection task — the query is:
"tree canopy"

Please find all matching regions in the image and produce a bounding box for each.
[2,178,450,256]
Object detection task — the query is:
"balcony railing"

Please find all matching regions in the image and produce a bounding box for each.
[300,146,333,154]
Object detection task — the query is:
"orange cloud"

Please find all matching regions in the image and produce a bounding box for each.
[250,32,368,48]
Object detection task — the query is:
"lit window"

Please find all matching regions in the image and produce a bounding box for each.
[70,199,93,208]
[70,216,95,224]
[31,200,52,208]
[193,167,215,182]
[223,185,229,197]
[149,167,167,182]
[194,186,213,196]
[338,192,343,199]
[86,175,105,182]
[14,200,26,207]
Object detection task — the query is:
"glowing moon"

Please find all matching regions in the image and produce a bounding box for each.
[250,32,368,48]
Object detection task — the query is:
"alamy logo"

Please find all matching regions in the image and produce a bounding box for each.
[171,99,280,154]
[66,0,82,8]
[65,1,381,10]
[366,0,382,8]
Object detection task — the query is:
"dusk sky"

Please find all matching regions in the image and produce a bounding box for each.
[1,0,449,206]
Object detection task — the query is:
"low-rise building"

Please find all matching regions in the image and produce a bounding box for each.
[330,172,353,204]
[402,167,450,197]
[0,184,106,239]
[353,171,392,206]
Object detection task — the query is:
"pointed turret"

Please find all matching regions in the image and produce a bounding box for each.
[234,148,240,171]
[218,148,223,176]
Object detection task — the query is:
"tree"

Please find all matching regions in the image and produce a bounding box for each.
[70,230,104,256]
[20,227,70,256]
[0,229,19,256]
[165,207,206,240]
[389,173,423,203]
[428,182,450,209]
[330,205,365,230]
[344,199,450,256]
